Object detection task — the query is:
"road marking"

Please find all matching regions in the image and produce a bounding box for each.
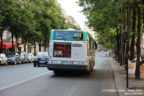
[0,71,52,91]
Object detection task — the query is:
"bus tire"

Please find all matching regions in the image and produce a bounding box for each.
[85,70,90,75]
[54,70,59,75]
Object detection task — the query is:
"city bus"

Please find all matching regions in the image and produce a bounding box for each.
[47,29,97,74]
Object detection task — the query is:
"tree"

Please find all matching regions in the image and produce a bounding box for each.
[79,0,123,50]
[79,0,144,79]
[135,2,143,79]
[0,0,80,53]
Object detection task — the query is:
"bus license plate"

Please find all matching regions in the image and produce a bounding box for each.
[62,61,72,64]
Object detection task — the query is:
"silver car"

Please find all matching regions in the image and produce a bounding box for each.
[0,53,8,65]
[7,53,21,64]
[18,52,28,63]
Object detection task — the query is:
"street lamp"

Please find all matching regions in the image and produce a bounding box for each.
[125,0,130,89]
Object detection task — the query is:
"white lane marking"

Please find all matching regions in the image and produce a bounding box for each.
[0,71,52,91]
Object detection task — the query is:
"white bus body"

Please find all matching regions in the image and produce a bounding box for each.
[47,29,96,74]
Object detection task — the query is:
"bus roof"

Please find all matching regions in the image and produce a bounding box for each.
[52,29,83,32]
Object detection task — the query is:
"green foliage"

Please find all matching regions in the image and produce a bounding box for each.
[79,0,121,49]
[96,28,117,49]
[78,0,139,49]
[0,0,80,49]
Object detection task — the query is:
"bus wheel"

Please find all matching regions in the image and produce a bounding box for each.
[53,70,60,75]
[85,70,90,75]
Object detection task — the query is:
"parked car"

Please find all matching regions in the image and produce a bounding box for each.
[27,53,35,63]
[0,53,8,65]
[33,52,48,67]
[6,53,21,64]
[18,52,28,63]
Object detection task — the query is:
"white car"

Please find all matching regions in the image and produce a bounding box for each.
[0,53,8,65]
[27,53,35,63]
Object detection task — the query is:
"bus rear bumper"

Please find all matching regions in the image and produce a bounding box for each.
[47,64,87,71]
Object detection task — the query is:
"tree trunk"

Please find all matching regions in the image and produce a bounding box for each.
[27,42,29,53]
[120,25,124,66]
[34,40,36,55]
[24,41,26,52]
[44,47,46,52]
[44,38,47,51]
[116,26,120,61]
[143,0,144,26]
[130,7,137,60]
[39,41,41,52]
[135,7,143,79]
[12,33,14,52]
[16,35,19,52]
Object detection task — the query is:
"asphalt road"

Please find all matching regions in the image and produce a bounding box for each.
[0,52,118,96]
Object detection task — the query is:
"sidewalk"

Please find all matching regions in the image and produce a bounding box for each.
[110,58,144,96]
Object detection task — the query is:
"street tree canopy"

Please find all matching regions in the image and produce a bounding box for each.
[0,0,80,52]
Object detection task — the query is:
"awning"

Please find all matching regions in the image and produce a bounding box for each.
[0,41,21,48]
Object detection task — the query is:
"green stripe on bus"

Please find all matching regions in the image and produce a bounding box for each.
[50,30,54,40]
[83,32,87,40]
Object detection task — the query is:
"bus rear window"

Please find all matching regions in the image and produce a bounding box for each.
[53,42,71,58]
[54,31,83,41]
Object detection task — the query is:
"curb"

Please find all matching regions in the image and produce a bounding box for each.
[110,58,125,96]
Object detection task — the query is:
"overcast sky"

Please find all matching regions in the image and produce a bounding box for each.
[57,0,87,30]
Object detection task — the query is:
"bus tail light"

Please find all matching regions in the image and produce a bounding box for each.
[81,61,86,65]
[81,61,84,64]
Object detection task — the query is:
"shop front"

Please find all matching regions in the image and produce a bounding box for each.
[0,41,21,53]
